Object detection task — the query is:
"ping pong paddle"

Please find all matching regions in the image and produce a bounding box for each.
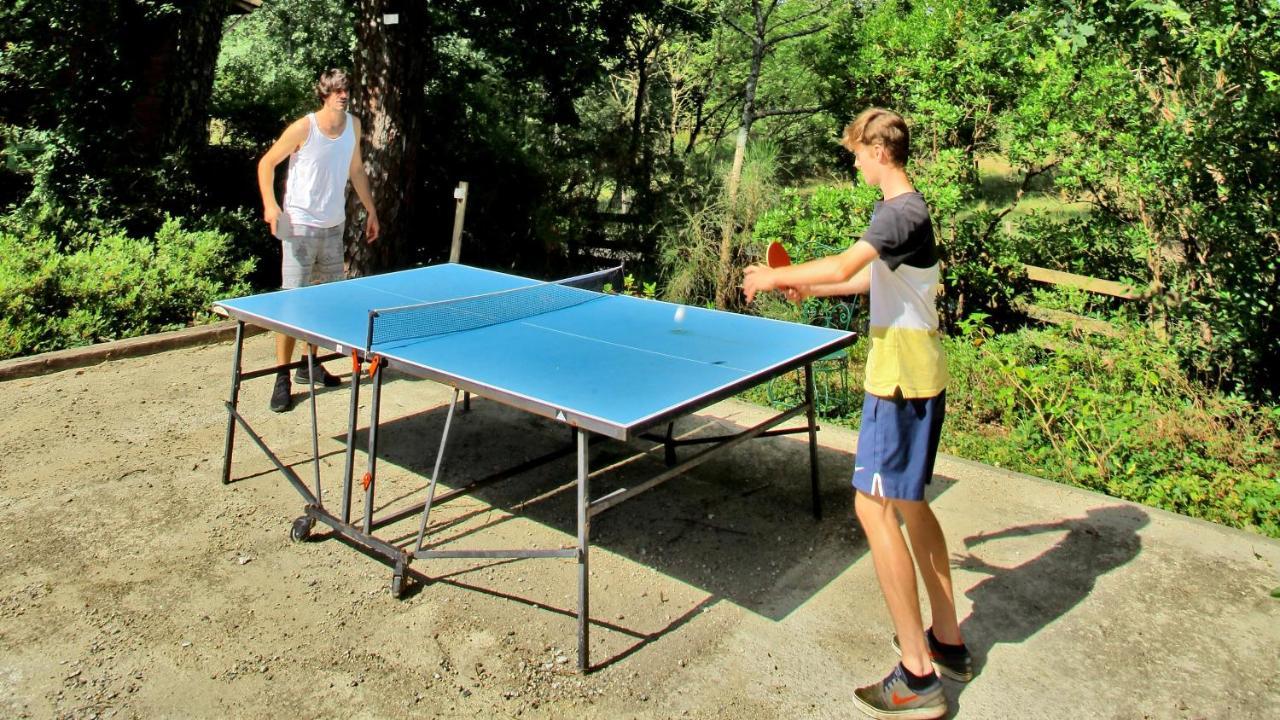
[766,241,791,268]
[764,240,800,302]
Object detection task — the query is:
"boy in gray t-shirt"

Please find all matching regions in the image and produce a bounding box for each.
[744,108,966,720]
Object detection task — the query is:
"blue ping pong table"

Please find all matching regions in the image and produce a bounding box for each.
[215,263,855,670]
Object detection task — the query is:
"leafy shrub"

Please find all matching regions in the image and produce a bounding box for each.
[945,315,1280,538]
[749,183,878,327]
[659,141,783,307]
[753,183,879,261]
[0,216,254,359]
[0,232,61,358]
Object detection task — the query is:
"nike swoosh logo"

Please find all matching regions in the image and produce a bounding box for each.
[891,691,919,706]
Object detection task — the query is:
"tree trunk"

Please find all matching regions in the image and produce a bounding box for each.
[347,1,432,277]
[132,0,225,155]
[714,35,764,310]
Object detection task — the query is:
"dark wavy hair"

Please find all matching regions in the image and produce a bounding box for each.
[315,68,350,103]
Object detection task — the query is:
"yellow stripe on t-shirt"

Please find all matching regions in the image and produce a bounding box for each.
[864,326,948,398]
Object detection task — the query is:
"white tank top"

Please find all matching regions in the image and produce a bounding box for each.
[283,112,356,228]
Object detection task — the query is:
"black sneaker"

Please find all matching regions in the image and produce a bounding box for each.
[892,628,973,682]
[294,363,341,387]
[269,372,293,412]
[852,663,946,720]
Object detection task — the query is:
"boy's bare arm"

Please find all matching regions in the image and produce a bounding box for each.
[347,117,380,242]
[795,265,871,298]
[256,118,309,233]
[744,240,878,302]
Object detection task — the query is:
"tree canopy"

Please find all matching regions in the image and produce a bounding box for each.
[1,0,1276,401]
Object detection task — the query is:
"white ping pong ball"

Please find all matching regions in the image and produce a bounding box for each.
[674,306,686,323]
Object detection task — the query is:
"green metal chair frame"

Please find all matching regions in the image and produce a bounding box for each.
[766,297,861,416]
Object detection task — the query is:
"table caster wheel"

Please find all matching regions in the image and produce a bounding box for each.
[391,572,406,598]
[290,515,314,543]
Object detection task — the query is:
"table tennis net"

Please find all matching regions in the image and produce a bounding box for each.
[368,265,623,348]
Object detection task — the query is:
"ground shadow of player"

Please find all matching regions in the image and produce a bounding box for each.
[948,504,1149,699]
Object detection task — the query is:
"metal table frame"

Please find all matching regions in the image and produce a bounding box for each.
[219,306,849,671]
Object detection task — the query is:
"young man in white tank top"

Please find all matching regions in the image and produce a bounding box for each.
[256,68,380,412]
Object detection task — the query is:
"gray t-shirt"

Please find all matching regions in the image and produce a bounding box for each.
[861,192,936,270]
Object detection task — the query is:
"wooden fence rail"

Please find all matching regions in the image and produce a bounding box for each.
[1018,263,1149,338]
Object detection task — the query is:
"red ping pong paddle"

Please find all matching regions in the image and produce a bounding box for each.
[766,241,791,268]
[764,240,800,301]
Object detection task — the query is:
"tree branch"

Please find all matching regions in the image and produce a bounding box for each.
[753,104,826,119]
[765,0,832,35]
[980,161,1059,243]
[1083,179,1131,222]
[685,87,745,154]
[764,22,827,48]
[723,13,750,37]
[758,0,780,29]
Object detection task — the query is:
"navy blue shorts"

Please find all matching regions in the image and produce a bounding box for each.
[852,390,945,501]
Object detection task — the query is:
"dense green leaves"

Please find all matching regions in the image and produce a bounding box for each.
[0,218,252,358]
[1,0,229,230]
[212,0,355,149]
[944,317,1279,537]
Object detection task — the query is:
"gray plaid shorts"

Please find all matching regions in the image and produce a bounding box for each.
[278,215,345,289]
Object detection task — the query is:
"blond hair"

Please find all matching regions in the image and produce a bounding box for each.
[840,108,910,166]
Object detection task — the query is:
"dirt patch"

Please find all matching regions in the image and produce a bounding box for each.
[0,335,872,719]
[1,333,1278,719]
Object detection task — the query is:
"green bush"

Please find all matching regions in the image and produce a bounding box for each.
[0,232,61,358]
[748,302,1279,538]
[749,175,1039,333]
[0,216,254,359]
[749,183,879,328]
[945,316,1280,538]
[753,184,879,260]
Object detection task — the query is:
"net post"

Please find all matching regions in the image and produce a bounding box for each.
[365,309,379,355]
[449,181,468,263]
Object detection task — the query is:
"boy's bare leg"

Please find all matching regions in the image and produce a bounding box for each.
[275,335,321,369]
[898,499,964,646]
[275,333,297,368]
[854,490,932,676]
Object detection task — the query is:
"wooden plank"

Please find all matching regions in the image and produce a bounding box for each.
[449,181,469,263]
[0,320,265,381]
[1015,302,1124,337]
[1022,264,1141,300]
[589,212,646,225]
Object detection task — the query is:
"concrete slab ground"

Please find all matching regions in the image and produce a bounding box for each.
[0,332,1276,719]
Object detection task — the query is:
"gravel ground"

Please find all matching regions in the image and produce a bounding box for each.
[1,333,1277,719]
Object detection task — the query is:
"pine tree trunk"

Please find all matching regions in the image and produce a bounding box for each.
[347,1,432,277]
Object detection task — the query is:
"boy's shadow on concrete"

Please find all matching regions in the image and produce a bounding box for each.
[946,504,1149,709]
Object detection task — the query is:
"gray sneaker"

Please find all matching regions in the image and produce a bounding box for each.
[852,664,946,720]
[294,363,341,387]
[892,628,973,682]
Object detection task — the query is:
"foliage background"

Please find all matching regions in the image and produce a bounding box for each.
[0,0,1275,536]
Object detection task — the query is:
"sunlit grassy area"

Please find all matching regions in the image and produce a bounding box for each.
[975,154,1093,219]
[786,155,1092,220]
